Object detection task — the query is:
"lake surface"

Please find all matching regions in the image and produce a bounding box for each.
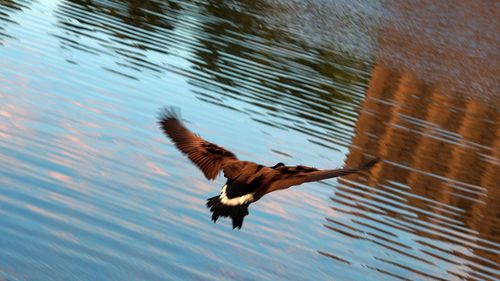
[0,0,499,280]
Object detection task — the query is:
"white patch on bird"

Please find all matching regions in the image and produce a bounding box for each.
[219,184,254,206]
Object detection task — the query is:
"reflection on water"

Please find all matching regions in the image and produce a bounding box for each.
[55,0,182,76]
[342,66,499,280]
[266,0,500,101]
[0,0,498,280]
[0,0,28,43]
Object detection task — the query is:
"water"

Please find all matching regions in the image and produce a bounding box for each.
[0,0,498,280]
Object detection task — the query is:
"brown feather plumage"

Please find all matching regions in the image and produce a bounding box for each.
[158,107,239,180]
[266,158,379,193]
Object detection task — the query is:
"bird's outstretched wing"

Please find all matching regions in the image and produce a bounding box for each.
[267,158,380,193]
[158,107,240,180]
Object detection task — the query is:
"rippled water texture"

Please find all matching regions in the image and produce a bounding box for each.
[1,0,499,280]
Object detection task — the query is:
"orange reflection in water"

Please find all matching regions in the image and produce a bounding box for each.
[344,65,499,274]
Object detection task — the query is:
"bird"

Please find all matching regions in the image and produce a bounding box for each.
[158,107,379,229]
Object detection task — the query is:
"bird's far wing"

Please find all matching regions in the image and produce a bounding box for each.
[158,107,239,180]
[267,158,380,193]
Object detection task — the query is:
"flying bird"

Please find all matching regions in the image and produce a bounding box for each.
[158,107,379,229]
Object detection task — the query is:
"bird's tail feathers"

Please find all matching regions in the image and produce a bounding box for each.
[206,196,249,229]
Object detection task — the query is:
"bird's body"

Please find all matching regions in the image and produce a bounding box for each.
[158,108,379,229]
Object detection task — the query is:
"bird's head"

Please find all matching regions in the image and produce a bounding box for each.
[270,162,285,169]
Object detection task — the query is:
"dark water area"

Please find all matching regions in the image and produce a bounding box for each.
[0,0,498,280]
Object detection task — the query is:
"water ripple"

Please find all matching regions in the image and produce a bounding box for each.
[0,0,499,280]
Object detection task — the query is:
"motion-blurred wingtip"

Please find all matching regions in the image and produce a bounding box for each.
[157,106,182,122]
